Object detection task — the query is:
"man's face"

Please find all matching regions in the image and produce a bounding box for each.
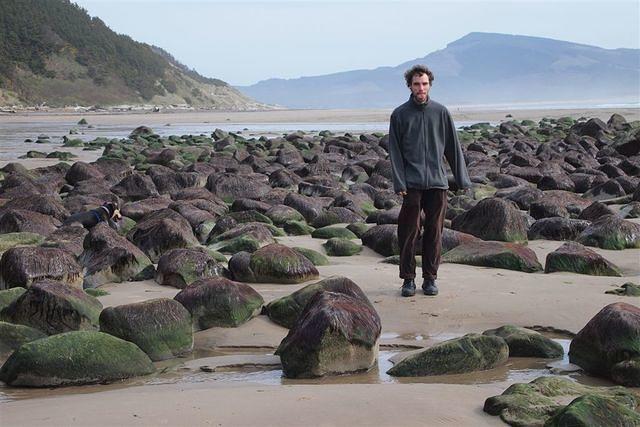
[410,73,431,104]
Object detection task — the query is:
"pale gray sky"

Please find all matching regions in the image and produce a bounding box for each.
[72,0,640,86]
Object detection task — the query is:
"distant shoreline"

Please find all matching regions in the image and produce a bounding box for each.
[1,106,638,125]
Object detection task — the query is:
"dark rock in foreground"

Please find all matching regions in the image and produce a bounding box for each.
[276,291,381,378]
[174,277,263,330]
[361,224,399,256]
[451,197,528,242]
[483,376,638,427]
[0,331,155,387]
[569,302,640,386]
[545,394,640,427]
[482,325,564,358]
[0,279,102,335]
[0,321,47,354]
[99,298,193,361]
[387,333,508,377]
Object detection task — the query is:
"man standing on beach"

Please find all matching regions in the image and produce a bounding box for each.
[388,65,471,297]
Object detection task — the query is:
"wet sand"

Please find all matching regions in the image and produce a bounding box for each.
[1,230,639,426]
[2,106,639,126]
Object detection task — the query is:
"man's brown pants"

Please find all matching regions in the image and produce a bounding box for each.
[398,188,448,280]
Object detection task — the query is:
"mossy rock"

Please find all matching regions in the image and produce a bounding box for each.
[311,226,357,240]
[85,288,109,297]
[387,333,508,377]
[155,248,227,289]
[0,331,155,387]
[99,298,193,361]
[483,325,564,358]
[62,138,84,147]
[265,276,372,328]
[210,235,261,254]
[346,222,369,238]
[292,247,330,266]
[544,242,622,276]
[323,238,362,256]
[230,243,319,284]
[605,282,640,296]
[1,280,102,335]
[0,321,47,354]
[484,376,638,427]
[283,220,314,236]
[576,214,640,250]
[545,394,640,427]
[174,277,263,330]
[442,241,543,273]
[0,287,26,312]
[116,217,137,237]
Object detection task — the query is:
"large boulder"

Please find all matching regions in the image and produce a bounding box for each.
[484,376,638,427]
[121,196,172,221]
[482,325,564,358]
[174,277,263,330]
[0,246,83,289]
[441,228,481,254]
[569,302,640,386]
[361,224,399,256]
[576,214,640,250]
[0,194,69,222]
[99,298,193,361]
[80,223,155,288]
[0,279,102,335]
[451,197,528,242]
[387,333,508,376]
[127,208,199,262]
[42,225,88,257]
[206,173,271,202]
[155,247,227,289]
[442,241,543,273]
[545,241,622,276]
[276,291,381,378]
[264,276,372,328]
[110,173,159,202]
[0,331,155,387]
[323,237,362,256]
[206,222,277,254]
[228,243,319,284]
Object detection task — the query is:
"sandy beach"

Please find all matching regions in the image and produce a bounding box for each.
[1,230,638,426]
[1,106,639,126]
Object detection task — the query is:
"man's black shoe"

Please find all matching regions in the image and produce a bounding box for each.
[422,279,439,296]
[401,279,416,297]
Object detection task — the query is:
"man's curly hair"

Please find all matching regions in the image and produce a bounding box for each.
[404,65,435,87]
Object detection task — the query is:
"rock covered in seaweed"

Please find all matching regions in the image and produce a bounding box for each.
[0,246,83,289]
[482,325,564,358]
[544,241,622,276]
[228,243,319,284]
[155,247,227,289]
[442,241,543,272]
[451,197,529,242]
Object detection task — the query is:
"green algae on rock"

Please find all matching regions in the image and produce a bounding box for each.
[545,242,622,276]
[0,287,26,312]
[229,243,319,284]
[1,279,102,335]
[0,246,83,290]
[577,214,640,250]
[276,291,381,378]
[283,220,314,236]
[323,237,362,256]
[387,333,509,377]
[482,325,564,358]
[99,298,193,361]
[311,226,358,240]
[0,321,47,354]
[265,276,372,329]
[605,282,640,296]
[545,394,640,427]
[155,247,227,289]
[484,376,638,427]
[0,232,45,254]
[0,331,155,387]
[292,247,330,266]
[346,222,369,238]
[451,197,528,242]
[442,241,543,273]
[174,277,263,330]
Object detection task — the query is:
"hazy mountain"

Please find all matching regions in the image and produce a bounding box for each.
[240,32,640,109]
[0,0,263,109]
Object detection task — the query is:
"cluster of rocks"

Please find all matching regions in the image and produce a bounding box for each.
[0,116,638,392]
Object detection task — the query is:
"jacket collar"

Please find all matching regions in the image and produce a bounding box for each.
[409,94,430,110]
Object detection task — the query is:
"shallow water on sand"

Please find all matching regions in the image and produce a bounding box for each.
[0,337,616,404]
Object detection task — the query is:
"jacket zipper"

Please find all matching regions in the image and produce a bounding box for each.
[423,109,429,188]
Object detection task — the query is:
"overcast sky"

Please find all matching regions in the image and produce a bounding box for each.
[72,0,640,86]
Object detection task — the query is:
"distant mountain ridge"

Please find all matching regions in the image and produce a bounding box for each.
[0,0,262,109]
[239,32,640,109]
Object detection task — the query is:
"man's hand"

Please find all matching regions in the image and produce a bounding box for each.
[397,191,407,197]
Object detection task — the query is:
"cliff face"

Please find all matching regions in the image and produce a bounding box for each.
[0,0,262,109]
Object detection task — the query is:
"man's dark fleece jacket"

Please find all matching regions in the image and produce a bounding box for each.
[388,95,471,193]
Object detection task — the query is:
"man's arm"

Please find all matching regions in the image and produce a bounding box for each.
[443,110,472,190]
[388,112,408,194]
